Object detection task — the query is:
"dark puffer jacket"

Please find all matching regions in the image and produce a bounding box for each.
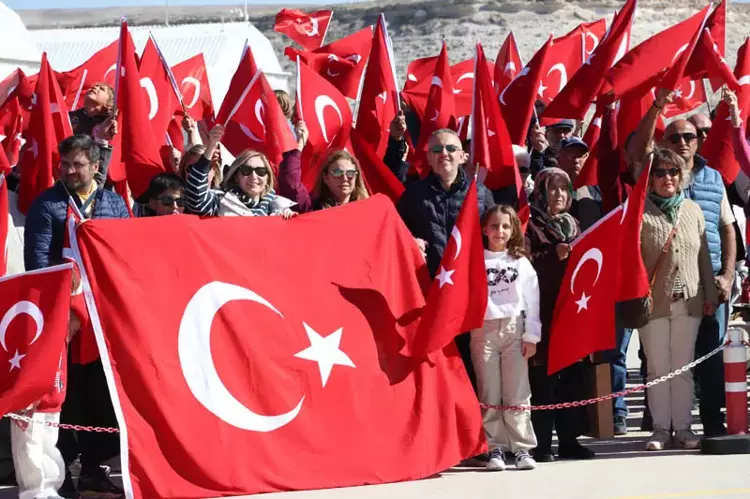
[396,168,495,278]
[24,182,130,270]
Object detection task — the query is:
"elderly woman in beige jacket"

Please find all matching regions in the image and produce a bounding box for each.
[640,149,718,452]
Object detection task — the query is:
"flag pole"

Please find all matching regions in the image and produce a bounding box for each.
[112,18,125,117]
[149,31,187,115]
[380,13,401,113]
[321,11,333,46]
[295,56,304,122]
[223,69,261,127]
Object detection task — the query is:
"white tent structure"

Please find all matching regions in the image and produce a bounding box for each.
[0,3,42,80]
[30,21,290,110]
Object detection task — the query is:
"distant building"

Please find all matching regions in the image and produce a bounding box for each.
[29,21,290,109]
[0,2,42,80]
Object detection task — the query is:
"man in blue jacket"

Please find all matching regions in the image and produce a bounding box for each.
[24,134,129,499]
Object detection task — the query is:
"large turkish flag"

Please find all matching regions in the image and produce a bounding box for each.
[74,196,485,498]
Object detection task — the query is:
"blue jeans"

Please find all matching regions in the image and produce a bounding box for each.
[694,301,728,428]
[610,327,633,418]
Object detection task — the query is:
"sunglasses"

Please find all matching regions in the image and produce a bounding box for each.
[158,196,186,207]
[430,144,460,154]
[696,127,711,137]
[329,168,358,179]
[238,165,269,177]
[652,167,680,179]
[667,133,697,144]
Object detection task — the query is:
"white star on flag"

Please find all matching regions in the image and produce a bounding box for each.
[538,82,547,97]
[673,88,683,98]
[575,292,591,313]
[436,266,455,288]
[294,323,355,387]
[8,350,25,371]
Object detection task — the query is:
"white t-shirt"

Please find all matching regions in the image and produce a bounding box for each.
[484,249,541,343]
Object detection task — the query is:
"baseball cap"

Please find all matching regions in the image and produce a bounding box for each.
[548,119,576,130]
[559,136,589,152]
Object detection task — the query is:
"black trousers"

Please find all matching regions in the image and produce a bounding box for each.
[57,359,120,472]
[529,362,591,452]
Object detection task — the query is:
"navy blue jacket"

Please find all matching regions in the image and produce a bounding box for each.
[24,182,130,271]
[396,168,495,278]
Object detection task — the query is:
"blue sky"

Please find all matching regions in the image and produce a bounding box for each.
[7,0,333,9]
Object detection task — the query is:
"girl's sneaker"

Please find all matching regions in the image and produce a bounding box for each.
[514,449,537,470]
[486,448,506,471]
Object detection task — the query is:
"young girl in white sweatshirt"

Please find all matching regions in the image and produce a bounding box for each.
[471,205,541,471]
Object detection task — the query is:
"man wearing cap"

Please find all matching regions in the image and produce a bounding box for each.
[557,136,602,231]
[529,119,577,176]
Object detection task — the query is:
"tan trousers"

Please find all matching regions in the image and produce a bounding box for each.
[470,317,537,453]
[639,299,701,432]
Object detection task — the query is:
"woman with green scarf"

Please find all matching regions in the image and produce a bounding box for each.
[526,167,595,463]
[640,149,718,452]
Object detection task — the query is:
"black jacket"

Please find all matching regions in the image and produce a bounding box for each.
[396,168,495,278]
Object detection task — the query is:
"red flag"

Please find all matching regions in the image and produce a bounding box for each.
[0,69,36,127]
[172,54,215,122]
[274,8,333,50]
[355,15,399,157]
[403,54,438,93]
[0,97,25,167]
[606,6,711,99]
[660,78,708,119]
[138,36,179,145]
[494,31,523,95]
[581,19,608,61]
[285,27,373,99]
[295,58,353,189]
[471,44,522,195]
[574,114,603,189]
[222,71,298,168]
[116,21,167,199]
[349,128,404,203]
[549,156,651,373]
[689,29,740,92]
[56,41,119,111]
[0,264,72,417]
[543,0,636,121]
[18,53,72,215]
[61,202,98,365]
[410,181,487,357]
[0,144,9,176]
[702,37,750,183]
[214,43,259,127]
[412,42,456,177]
[75,195,484,498]
[659,7,711,92]
[0,174,7,276]
[684,0,726,85]
[500,35,553,145]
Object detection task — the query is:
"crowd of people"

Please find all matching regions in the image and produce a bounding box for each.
[1,37,749,499]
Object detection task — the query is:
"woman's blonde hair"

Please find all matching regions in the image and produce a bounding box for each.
[481,205,530,260]
[223,149,276,196]
[177,145,222,189]
[313,150,369,208]
[274,90,294,120]
[650,148,691,191]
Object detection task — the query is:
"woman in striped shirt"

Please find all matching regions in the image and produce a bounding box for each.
[186,125,295,217]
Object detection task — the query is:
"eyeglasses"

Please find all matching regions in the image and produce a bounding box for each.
[329,168,358,179]
[238,165,269,177]
[158,195,186,207]
[696,127,711,137]
[666,133,697,144]
[652,167,680,179]
[60,160,92,171]
[429,144,460,154]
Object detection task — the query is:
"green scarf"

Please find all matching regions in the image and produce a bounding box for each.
[649,191,684,224]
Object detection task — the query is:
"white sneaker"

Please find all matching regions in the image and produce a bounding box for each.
[646,429,672,451]
[486,448,506,471]
[674,429,701,449]
[514,449,537,470]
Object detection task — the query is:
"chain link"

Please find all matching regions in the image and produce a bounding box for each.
[2,340,740,430]
[481,341,731,412]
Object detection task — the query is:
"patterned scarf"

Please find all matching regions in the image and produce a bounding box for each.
[228,187,277,216]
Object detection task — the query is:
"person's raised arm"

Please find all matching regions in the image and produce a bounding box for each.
[629,88,674,174]
[186,125,223,216]
[277,120,313,213]
[183,114,203,147]
[384,111,410,183]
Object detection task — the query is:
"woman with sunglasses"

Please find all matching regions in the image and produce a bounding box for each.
[277,126,370,212]
[186,125,295,218]
[135,173,187,217]
[639,148,718,452]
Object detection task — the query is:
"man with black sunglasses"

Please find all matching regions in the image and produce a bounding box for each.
[688,113,712,154]
[632,89,737,438]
